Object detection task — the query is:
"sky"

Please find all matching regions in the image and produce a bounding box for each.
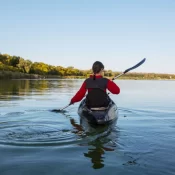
[0,0,175,73]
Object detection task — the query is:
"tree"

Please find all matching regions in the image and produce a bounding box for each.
[10,56,20,67]
[17,58,32,73]
[0,53,12,65]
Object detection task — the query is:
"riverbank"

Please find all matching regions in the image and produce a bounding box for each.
[0,71,43,79]
[0,71,175,80]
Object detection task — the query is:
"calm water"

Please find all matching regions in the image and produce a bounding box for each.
[0,79,175,175]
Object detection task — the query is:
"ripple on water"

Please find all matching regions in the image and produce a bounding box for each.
[0,110,82,147]
[0,123,79,146]
[0,110,119,148]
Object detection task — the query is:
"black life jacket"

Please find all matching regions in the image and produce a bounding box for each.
[85,77,110,108]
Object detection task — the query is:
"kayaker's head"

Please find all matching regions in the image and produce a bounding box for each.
[92,61,104,80]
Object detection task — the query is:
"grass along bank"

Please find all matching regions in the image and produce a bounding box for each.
[0,71,175,80]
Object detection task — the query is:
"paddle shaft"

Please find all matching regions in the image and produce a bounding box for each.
[58,104,71,111]
[57,58,146,111]
[112,58,146,80]
[112,73,124,80]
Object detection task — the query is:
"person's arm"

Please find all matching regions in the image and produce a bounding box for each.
[70,81,87,104]
[107,80,120,94]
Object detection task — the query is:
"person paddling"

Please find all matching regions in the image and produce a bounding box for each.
[70,61,120,108]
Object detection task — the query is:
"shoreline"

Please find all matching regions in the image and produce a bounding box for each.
[0,71,175,81]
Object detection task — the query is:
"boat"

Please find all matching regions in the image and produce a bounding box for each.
[78,98,118,125]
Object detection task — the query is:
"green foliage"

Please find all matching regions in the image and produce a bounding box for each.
[0,61,20,72]
[10,56,20,67]
[0,53,12,65]
[0,53,175,79]
[16,58,32,73]
[104,70,114,77]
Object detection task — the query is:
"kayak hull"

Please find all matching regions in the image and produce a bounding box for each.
[78,99,118,125]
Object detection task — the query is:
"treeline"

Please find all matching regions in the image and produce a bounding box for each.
[0,53,89,76]
[0,53,175,80]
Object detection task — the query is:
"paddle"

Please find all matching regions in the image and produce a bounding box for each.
[53,58,146,112]
[52,104,71,113]
[112,58,146,80]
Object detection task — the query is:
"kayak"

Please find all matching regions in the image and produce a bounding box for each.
[78,98,118,125]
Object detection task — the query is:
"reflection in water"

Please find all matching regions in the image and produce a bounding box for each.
[84,144,105,169]
[0,80,30,96]
[1,79,118,170]
[64,112,118,169]
[0,79,78,98]
[84,140,114,169]
[1,80,175,174]
[82,122,117,169]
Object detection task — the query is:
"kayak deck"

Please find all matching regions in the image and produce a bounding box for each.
[78,99,118,125]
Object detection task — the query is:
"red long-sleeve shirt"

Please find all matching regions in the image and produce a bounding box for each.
[71,75,120,104]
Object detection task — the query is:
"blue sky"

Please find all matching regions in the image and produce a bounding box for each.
[0,0,175,73]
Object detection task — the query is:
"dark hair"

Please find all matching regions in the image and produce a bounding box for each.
[92,61,104,80]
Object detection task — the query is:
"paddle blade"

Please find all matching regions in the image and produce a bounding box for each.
[51,109,61,112]
[51,104,71,113]
[51,109,67,113]
[123,58,146,74]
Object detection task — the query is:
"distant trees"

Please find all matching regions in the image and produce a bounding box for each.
[0,53,90,76]
[30,62,48,75]
[0,53,175,79]
[17,58,32,73]
[0,54,32,73]
[10,56,20,67]
[104,70,114,77]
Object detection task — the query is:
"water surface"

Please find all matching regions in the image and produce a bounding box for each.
[0,79,175,175]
